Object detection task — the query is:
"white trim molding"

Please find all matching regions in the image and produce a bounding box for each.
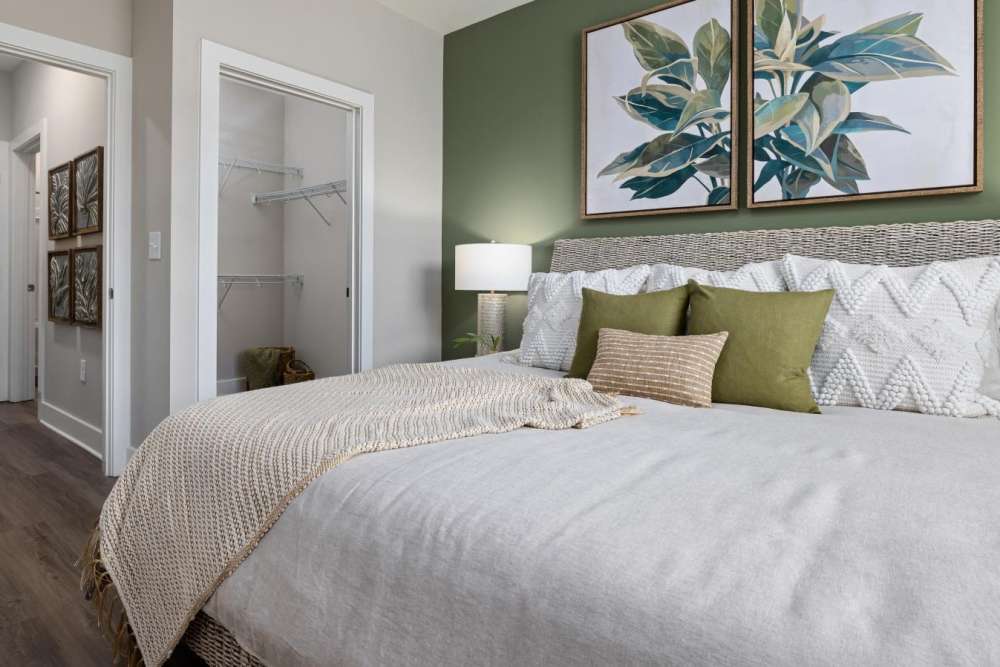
[0,22,133,476]
[39,400,103,460]
[174,40,375,411]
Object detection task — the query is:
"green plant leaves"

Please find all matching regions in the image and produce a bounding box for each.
[615,86,688,131]
[622,166,698,200]
[834,112,910,135]
[621,132,728,181]
[804,79,851,152]
[857,12,923,36]
[599,142,649,177]
[624,19,692,72]
[674,89,728,135]
[695,153,731,180]
[812,34,956,82]
[822,135,870,181]
[707,186,731,205]
[755,0,786,49]
[694,19,732,92]
[771,136,835,180]
[753,160,786,193]
[782,169,821,199]
[754,93,809,138]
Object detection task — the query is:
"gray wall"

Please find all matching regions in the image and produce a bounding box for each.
[11,60,107,451]
[130,0,172,444]
[0,70,11,140]
[0,0,132,56]
[169,0,444,412]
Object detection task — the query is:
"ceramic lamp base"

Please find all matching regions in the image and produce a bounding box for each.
[477,293,507,357]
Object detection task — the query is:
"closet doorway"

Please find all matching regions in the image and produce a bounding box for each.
[195,43,374,402]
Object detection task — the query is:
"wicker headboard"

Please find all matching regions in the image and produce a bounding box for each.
[550,220,1000,272]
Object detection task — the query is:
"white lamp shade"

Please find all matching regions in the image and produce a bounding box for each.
[455,243,532,292]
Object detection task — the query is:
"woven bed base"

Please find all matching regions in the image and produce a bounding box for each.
[183,613,264,667]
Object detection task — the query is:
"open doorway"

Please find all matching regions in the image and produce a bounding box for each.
[0,23,132,476]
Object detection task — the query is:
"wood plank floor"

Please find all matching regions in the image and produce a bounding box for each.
[0,401,203,666]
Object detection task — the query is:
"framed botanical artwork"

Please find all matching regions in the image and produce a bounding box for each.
[73,246,103,328]
[747,0,984,208]
[582,0,739,219]
[48,162,73,240]
[48,250,73,323]
[73,146,104,235]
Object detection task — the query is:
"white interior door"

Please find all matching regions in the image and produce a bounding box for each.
[0,140,9,403]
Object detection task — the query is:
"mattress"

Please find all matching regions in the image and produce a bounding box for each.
[202,354,1000,666]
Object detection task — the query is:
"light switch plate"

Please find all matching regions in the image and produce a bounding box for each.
[148,231,162,260]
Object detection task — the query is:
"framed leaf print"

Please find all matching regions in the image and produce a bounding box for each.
[48,162,73,240]
[582,0,739,219]
[747,0,984,208]
[48,250,72,323]
[73,146,104,235]
[72,246,103,328]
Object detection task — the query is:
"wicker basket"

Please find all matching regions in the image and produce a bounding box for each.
[283,358,316,385]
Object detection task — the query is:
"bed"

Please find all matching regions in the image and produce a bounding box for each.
[168,220,1000,665]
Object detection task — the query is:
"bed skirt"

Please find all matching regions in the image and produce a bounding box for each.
[183,613,263,667]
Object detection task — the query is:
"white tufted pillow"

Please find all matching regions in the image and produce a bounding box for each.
[782,254,1000,418]
[647,260,786,293]
[519,265,650,371]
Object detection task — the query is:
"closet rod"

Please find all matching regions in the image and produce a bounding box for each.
[217,273,304,309]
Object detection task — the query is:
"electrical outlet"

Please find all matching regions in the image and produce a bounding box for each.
[80,359,87,383]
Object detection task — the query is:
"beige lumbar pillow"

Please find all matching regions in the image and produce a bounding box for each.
[587,328,729,408]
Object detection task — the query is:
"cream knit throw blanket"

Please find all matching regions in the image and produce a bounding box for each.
[82,364,626,666]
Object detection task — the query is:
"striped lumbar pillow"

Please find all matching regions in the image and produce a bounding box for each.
[587,328,729,408]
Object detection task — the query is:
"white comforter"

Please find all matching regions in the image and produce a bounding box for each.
[204,355,1000,666]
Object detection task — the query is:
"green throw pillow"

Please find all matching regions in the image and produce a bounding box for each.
[568,286,689,379]
[686,282,834,413]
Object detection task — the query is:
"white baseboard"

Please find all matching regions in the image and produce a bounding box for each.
[39,400,103,460]
[217,376,247,396]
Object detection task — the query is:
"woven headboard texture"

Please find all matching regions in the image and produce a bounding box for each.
[550,220,1000,273]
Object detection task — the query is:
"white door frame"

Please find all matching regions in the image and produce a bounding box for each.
[0,139,9,403]
[8,122,45,404]
[178,40,374,408]
[0,22,132,477]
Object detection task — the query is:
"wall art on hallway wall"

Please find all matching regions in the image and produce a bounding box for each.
[72,246,103,328]
[73,146,104,235]
[48,162,73,240]
[48,250,72,323]
[747,0,984,208]
[583,0,739,219]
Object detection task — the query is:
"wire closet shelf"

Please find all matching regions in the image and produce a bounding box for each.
[217,273,304,309]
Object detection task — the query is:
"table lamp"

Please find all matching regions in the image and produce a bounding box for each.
[455,242,533,356]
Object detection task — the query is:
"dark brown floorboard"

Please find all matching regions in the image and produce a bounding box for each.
[0,401,204,666]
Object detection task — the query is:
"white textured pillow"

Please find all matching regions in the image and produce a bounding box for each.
[647,260,786,292]
[782,254,1000,418]
[519,265,650,371]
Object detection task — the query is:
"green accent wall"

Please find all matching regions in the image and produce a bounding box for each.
[442,0,997,360]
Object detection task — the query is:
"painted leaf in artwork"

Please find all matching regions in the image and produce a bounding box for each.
[755,0,786,49]
[707,186,731,206]
[621,132,728,181]
[823,176,860,195]
[621,166,698,201]
[856,12,923,36]
[615,86,689,131]
[75,153,101,231]
[753,160,786,193]
[804,80,851,152]
[49,169,71,236]
[694,153,731,180]
[74,251,100,324]
[771,136,835,180]
[623,20,692,73]
[674,89,728,135]
[782,169,821,199]
[754,53,812,74]
[694,18,731,92]
[754,93,809,138]
[599,142,650,177]
[49,255,70,319]
[834,112,910,135]
[640,58,698,91]
[813,34,956,82]
[821,134,870,181]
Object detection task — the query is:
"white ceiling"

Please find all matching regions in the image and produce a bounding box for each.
[0,53,24,72]
[375,0,534,34]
